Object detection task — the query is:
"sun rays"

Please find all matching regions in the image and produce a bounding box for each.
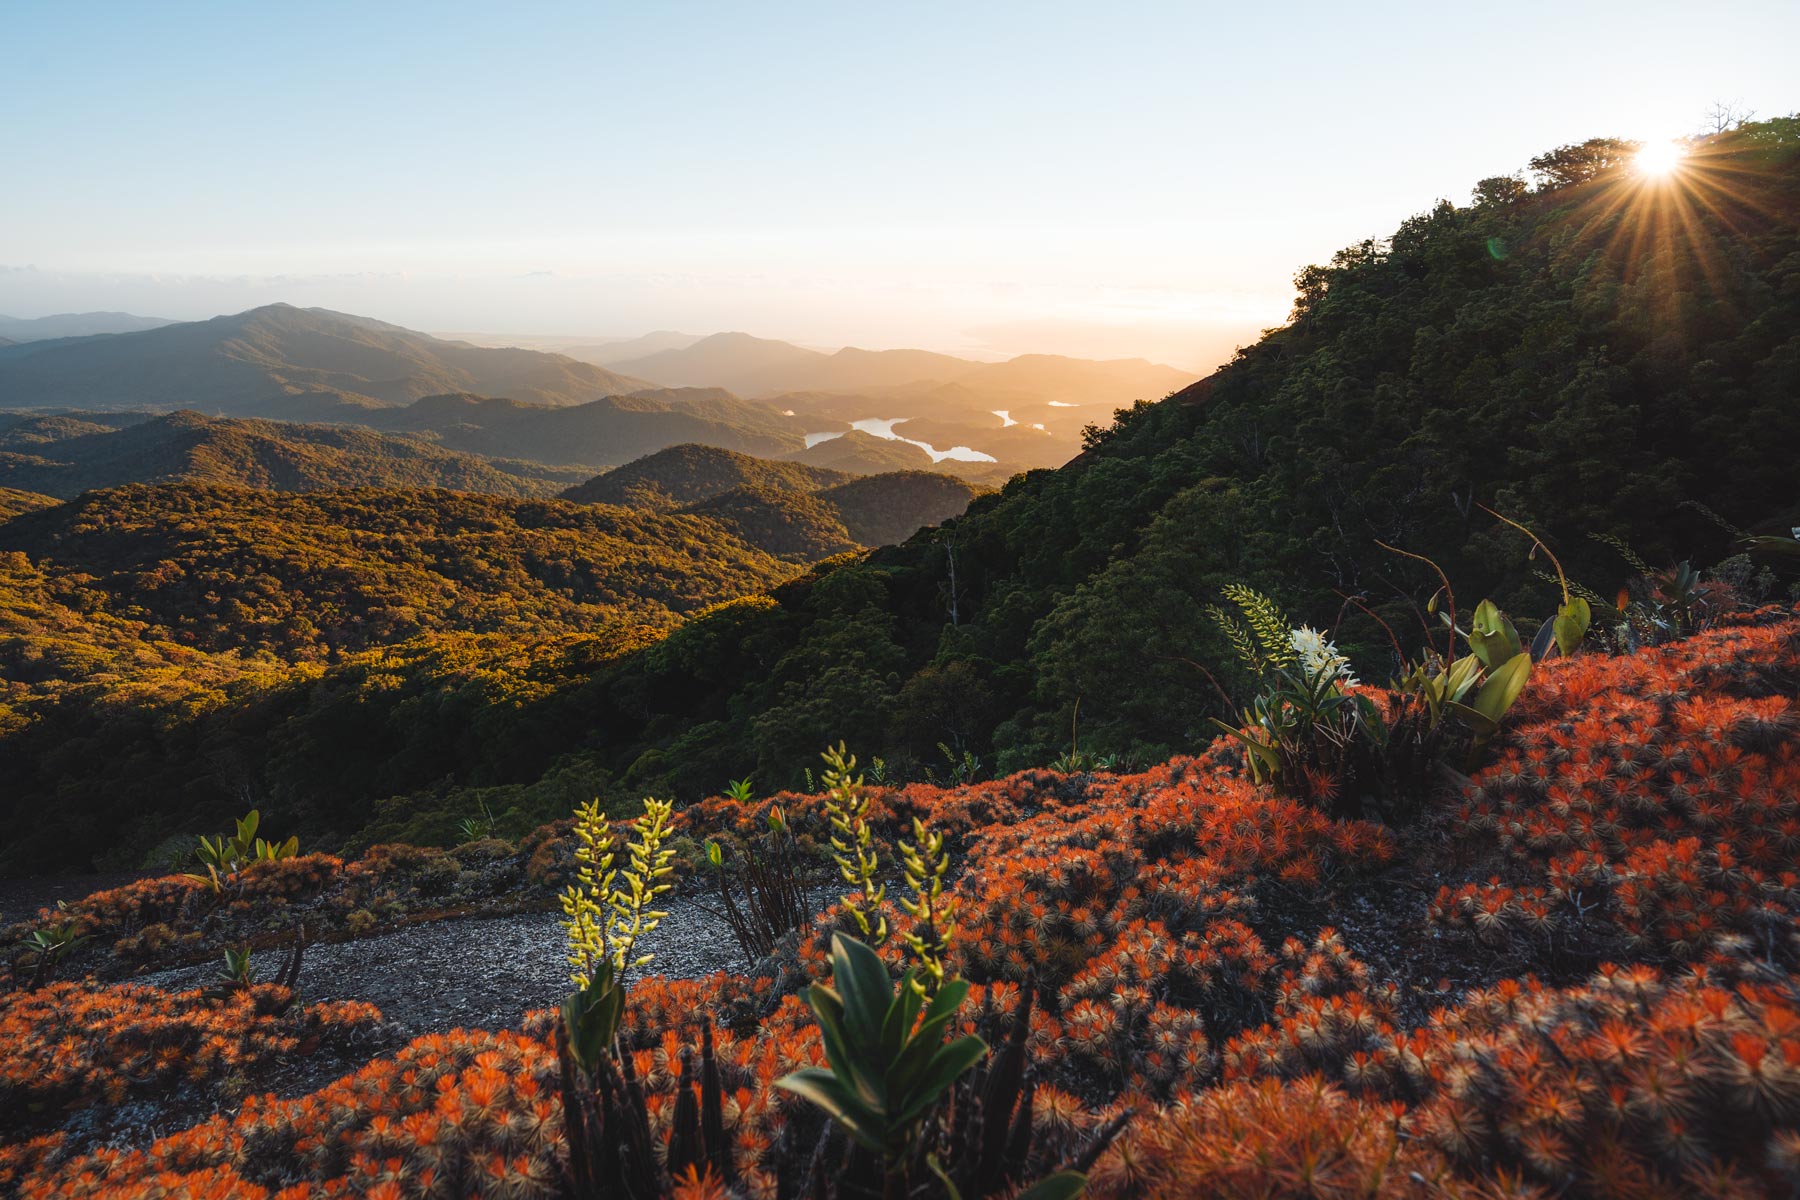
[1546,128,1790,323]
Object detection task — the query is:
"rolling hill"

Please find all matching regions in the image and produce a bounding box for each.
[677,484,859,562]
[0,410,572,498]
[0,304,653,413]
[0,487,57,523]
[561,443,851,507]
[561,444,984,551]
[813,471,985,546]
[0,311,177,342]
[0,483,806,666]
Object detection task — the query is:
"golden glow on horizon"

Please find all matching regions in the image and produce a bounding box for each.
[1634,139,1687,178]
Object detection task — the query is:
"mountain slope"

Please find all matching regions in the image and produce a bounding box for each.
[0,410,568,498]
[678,484,858,562]
[0,305,653,413]
[356,117,1800,802]
[606,332,825,391]
[0,488,57,523]
[815,471,982,546]
[561,444,984,552]
[560,443,851,507]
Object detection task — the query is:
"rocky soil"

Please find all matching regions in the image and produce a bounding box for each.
[138,894,757,1036]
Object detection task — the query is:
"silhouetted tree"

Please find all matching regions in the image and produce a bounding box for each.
[1528,137,1637,189]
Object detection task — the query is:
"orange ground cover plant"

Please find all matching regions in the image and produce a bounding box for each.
[0,981,381,1140]
[9,611,1800,1198]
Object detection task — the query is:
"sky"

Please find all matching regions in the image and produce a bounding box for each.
[2,1,1795,372]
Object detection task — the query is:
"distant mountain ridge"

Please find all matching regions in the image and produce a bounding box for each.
[436,329,705,365]
[608,330,1194,403]
[0,304,652,413]
[0,311,177,342]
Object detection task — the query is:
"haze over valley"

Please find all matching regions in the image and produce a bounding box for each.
[0,303,1194,490]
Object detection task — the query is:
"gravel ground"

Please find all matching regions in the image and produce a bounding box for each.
[136,892,772,1036]
[32,885,830,1157]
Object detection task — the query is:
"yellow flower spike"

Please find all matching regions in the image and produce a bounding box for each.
[559,796,675,990]
[898,812,957,996]
[820,742,889,944]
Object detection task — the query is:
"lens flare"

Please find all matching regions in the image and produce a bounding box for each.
[1635,139,1686,178]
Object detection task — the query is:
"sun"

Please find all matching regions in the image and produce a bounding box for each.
[1634,139,1686,178]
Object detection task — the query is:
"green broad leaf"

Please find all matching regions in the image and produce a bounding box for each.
[806,985,881,1103]
[1466,600,1521,669]
[1209,719,1280,774]
[1016,1172,1089,1200]
[831,934,895,1053]
[1470,652,1531,724]
[880,971,923,1065]
[1444,700,1499,737]
[1554,597,1591,657]
[775,1068,885,1152]
[892,1034,989,1126]
[905,981,972,1063]
[1445,654,1483,703]
[562,983,621,1074]
[890,978,974,1096]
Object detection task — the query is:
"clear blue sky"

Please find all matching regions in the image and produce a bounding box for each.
[3,0,1794,369]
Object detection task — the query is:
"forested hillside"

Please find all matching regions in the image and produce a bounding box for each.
[0,410,573,497]
[561,443,852,507]
[0,489,55,523]
[3,119,1796,872]
[815,471,987,546]
[562,444,985,550]
[1,484,800,659]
